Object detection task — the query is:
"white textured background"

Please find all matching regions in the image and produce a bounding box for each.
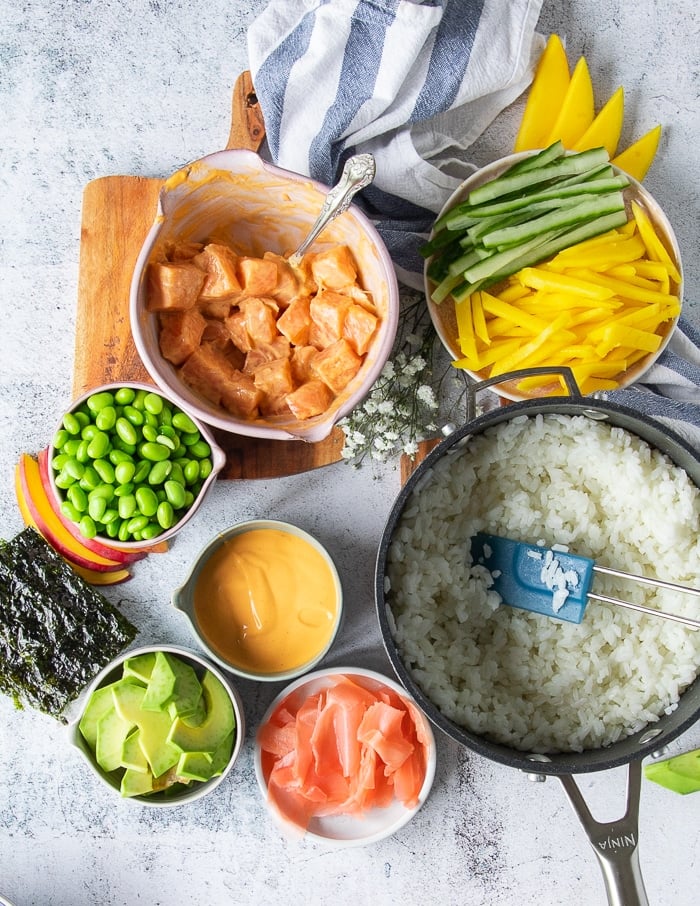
[1,2,698,905]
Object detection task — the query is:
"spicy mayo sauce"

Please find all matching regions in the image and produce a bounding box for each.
[193,527,340,675]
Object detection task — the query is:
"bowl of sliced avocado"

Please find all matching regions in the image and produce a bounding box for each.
[68,645,245,806]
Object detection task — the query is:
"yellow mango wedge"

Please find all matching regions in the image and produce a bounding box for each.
[572,86,625,157]
[545,56,595,148]
[514,34,570,152]
[612,124,662,181]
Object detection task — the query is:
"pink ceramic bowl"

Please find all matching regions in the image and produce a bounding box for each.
[130,150,399,442]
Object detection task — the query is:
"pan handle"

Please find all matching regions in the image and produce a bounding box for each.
[466,366,583,420]
[557,761,649,906]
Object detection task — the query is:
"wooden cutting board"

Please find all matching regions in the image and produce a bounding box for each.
[73,72,344,480]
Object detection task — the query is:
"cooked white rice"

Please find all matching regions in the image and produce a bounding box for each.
[386,413,700,753]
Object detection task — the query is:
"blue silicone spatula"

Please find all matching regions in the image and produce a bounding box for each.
[471,532,700,630]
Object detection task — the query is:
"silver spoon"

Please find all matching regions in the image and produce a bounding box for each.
[288,153,376,266]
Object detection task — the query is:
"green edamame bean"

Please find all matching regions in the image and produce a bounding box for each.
[158,406,172,428]
[79,515,97,539]
[118,494,137,519]
[123,405,144,427]
[63,438,81,457]
[147,460,171,485]
[155,433,176,450]
[61,501,82,523]
[88,495,107,522]
[115,387,135,405]
[133,390,148,410]
[54,470,76,490]
[135,487,158,517]
[115,417,138,446]
[118,520,131,542]
[114,461,136,485]
[87,430,110,459]
[67,484,88,512]
[86,391,115,412]
[114,482,135,497]
[183,460,200,484]
[90,483,115,502]
[105,521,120,538]
[198,458,213,480]
[109,449,132,465]
[169,462,185,485]
[75,439,91,464]
[163,479,186,509]
[189,440,211,460]
[140,523,163,540]
[113,437,137,455]
[127,514,149,533]
[180,431,200,447]
[144,392,163,415]
[102,508,119,525]
[156,501,174,529]
[62,412,81,435]
[172,411,198,434]
[133,460,151,483]
[63,457,85,481]
[93,459,115,484]
[74,410,91,428]
[183,490,195,508]
[142,424,158,443]
[79,465,100,491]
[95,405,117,431]
[140,441,170,462]
[81,424,99,441]
[52,452,70,471]
[53,428,70,449]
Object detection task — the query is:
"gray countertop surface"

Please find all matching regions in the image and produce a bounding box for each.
[1,2,698,905]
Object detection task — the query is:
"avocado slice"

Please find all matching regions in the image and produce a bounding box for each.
[176,751,215,783]
[123,652,157,683]
[645,749,700,794]
[120,766,155,798]
[167,671,235,755]
[112,681,181,778]
[141,651,203,718]
[79,683,118,750]
[95,704,136,773]
[121,728,149,773]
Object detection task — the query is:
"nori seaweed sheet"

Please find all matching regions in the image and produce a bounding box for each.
[0,527,137,722]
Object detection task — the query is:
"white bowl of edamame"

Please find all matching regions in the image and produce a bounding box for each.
[47,382,226,551]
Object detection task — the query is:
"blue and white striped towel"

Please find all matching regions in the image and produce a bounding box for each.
[247,0,700,445]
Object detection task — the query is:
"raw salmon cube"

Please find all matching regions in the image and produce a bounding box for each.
[277,296,312,345]
[147,262,206,311]
[253,358,295,399]
[158,308,207,365]
[220,369,262,418]
[290,254,319,296]
[286,380,334,420]
[179,344,261,417]
[343,303,378,355]
[165,240,203,261]
[224,309,252,353]
[310,245,357,289]
[197,297,233,320]
[244,337,292,373]
[310,291,353,341]
[312,338,363,394]
[290,345,319,384]
[264,252,300,306]
[193,243,242,298]
[240,296,279,345]
[201,318,232,350]
[238,256,278,296]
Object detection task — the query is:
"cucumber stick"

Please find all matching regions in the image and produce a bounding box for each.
[424,142,629,304]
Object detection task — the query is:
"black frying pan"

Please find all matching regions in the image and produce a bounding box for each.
[375,370,700,906]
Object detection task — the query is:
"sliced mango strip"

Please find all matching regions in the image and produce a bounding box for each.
[514,34,570,152]
[545,56,595,148]
[631,200,681,282]
[612,125,662,181]
[517,267,613,300]
[451,214,681,395]
[572,86,625,157]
